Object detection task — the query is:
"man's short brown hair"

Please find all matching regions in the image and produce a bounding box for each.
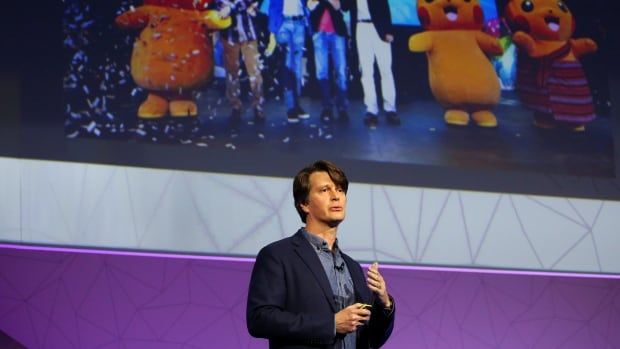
[293,160,349,223]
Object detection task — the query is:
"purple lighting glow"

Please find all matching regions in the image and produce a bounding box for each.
[1,242,620,348]
[1,242,618,279]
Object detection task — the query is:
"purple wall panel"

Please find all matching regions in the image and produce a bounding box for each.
[1,246,619,348]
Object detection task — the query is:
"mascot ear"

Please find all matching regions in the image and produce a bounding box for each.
[418,7,431,29]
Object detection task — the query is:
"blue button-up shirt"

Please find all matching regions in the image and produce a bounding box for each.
[302,229,356,349]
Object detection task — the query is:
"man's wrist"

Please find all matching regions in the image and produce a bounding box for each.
[382,295,392,310]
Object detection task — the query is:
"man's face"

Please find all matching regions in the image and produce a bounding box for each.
[301,171,347,227]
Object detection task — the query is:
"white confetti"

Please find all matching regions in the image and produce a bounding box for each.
[86,121,96,132]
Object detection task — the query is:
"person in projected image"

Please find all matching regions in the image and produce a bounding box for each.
[343,0,399,128]
[307,0,350,123]
[266,0,312,123]
[216,0,266,124]
[247,160,395,348]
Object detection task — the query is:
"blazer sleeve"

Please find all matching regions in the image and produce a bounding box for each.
[372,0,393,40]
[246,244,336,344]
[340,0,352,12]
[345,257,395,348]
[367,294,395,348]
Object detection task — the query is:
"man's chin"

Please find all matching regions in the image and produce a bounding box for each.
[327,218,345,228]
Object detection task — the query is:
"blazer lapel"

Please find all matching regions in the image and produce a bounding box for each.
[343,254,372,304]
[292,230,338,312]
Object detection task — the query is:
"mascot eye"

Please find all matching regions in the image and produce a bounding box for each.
[557,1,568,12]
[425,0,434,3]
[521,0,534,12]
[464,0,471,2]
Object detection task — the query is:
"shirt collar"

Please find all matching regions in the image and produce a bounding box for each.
[301,228,339,253]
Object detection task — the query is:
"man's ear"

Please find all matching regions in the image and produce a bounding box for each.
[299,201,310,214]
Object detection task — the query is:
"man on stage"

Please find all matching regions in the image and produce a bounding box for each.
[247,160,395,348]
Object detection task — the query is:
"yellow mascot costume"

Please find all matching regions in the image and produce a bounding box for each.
[504,0,597,131]
[116,0,231,118]
[409,0,503,127]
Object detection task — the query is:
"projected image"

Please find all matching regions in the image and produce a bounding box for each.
[62,0,614,177]
[389,0,498,25]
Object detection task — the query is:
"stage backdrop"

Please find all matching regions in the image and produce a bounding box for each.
[1,156,619,274]
[1,245,619,349]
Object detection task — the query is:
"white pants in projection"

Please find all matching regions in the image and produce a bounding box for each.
[355,22,396,115]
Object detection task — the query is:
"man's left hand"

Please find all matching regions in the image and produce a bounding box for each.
[366,262,391,309]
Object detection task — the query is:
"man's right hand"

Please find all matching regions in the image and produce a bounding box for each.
[335,303,371,334]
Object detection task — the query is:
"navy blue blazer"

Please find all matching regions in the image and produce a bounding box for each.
[247,229,395,348]
[342,0,393,43]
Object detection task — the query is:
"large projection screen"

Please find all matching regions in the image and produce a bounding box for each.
[0,0,619,275]
[1,0,617,200]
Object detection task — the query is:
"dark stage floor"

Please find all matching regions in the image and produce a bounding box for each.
[65,86,615,179]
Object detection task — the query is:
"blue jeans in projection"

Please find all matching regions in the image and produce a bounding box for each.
[276,19,306,110]
[312,32,348,111]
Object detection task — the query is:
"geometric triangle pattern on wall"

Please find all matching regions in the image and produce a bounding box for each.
[1,246,619,348]
[1,156,620,273]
